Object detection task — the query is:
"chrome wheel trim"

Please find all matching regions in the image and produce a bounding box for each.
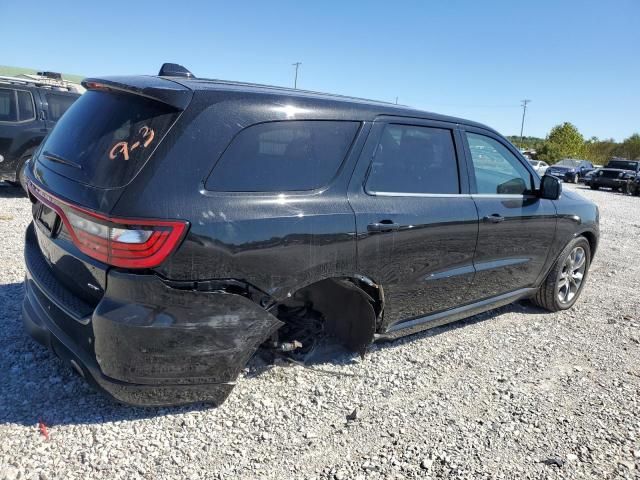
[557,246,586,304]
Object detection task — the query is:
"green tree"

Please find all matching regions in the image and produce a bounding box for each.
[617,133,640,159]
[583,137,618,165]
[538,122,585,163]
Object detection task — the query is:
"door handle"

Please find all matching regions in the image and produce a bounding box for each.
[483,214,505,224]
[367,221,400,232]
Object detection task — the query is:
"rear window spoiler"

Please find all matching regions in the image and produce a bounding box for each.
[81,76,193,110]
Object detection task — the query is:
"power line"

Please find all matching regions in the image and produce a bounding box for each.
[520,99,531,143]
[292,62,302,89]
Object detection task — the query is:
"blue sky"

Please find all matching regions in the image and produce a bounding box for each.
[2,0,638,140]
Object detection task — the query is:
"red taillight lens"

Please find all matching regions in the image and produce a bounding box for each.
[29,182,188,268]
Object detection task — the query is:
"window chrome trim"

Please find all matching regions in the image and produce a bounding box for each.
[367,191,471,198]
[471,193,532,199]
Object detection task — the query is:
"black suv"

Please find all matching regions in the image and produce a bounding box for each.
[0,74,80,187]
[588,158,640,191]
[22,65,599,407]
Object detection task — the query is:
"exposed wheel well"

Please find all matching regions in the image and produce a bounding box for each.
[269,276,383,356]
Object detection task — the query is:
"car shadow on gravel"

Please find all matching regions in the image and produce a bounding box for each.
[0,183,26,198]
[0,281,215,428]
[0,276,549,427]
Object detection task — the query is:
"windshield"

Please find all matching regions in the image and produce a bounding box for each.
[607,160,638,170]
[36,90,180,188]
[555,159,580,167]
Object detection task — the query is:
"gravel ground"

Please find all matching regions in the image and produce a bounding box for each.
[0,183,639,480]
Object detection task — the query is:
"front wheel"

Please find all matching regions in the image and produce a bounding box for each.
[531,237,591,312]
[590,185,599,190]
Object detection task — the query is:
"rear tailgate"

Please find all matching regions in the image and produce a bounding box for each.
[27,76,192,305]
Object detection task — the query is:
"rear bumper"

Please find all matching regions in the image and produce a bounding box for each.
[23,224,282,407]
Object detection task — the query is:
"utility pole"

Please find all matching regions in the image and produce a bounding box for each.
[520,99,531,144]
[395,96,398,104]
[292,62,302,89]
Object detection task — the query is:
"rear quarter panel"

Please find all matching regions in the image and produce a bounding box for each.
[110,90,372,300]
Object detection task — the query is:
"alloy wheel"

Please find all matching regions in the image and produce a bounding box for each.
[557,246,586,304]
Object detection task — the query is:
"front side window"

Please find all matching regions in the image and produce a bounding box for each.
[0,88,17,122]
[46,93,77,122]
[206,121,359,192]
[466,132,533,195]
[365,124,460,194]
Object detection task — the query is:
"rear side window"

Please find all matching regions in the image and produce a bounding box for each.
[206,121,359,192]
[0,88,34,122]
[0,88,17,122]
[37,90,179,188]
[365,124,460,194]
[46,93,77,121]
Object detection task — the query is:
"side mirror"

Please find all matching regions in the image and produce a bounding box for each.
[497,177,527,194]
[539,175,562,200]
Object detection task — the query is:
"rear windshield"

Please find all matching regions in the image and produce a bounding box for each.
[36,90,179,188]
[205,120,359,192]
[607,160,638,170]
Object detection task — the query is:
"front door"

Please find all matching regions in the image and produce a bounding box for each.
[461,128,557,301]
[348,119,479,330]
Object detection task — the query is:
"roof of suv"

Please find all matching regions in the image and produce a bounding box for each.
[170,75,496,131]
[87,74,497,133]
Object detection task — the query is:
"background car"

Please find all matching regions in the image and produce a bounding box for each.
[588,158,640,191]
[0,73,81,190]
[545,158,594,183]
[527,159,549,175]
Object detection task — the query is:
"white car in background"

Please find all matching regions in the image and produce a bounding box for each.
[528,159,549,175]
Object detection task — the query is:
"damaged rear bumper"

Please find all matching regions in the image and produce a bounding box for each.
[23,227,283,406]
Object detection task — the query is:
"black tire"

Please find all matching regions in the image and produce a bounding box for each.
[589,184,599,190]
[531,237,591,312]
[12,151,33,194]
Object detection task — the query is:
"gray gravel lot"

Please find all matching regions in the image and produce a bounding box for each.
[0,183,639,480]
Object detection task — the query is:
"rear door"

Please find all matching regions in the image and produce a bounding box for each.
[461,127,557,301]
[348,118,478,330]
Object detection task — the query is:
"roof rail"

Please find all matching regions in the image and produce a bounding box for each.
[0,74,84,94]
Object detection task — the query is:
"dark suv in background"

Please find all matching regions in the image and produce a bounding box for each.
[545,158,594,183]
[0,73,81,188]
[587,158,640,191]
[22,64,599,407]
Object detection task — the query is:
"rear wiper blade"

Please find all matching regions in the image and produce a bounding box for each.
[42,151,82,169]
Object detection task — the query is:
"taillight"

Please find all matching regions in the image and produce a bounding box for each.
[29,182,188,268]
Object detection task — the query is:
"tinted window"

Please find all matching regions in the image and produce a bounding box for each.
[206,121,359,192]
[608,160,638,170]
[0,88,17,122]
[17,90,35,121]
[365,124,459,194]
[466,132,533,195]
[46,93,77,121]
[38,90,179,188]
